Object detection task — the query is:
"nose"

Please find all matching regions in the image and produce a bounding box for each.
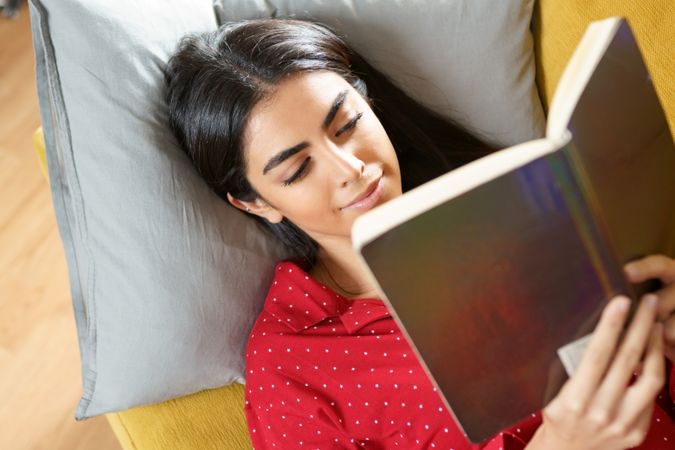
[323,143,366,188]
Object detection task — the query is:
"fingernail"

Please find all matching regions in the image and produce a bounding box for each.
[613,296,630,313]
[645,294,659,309]
[624,265,637,276]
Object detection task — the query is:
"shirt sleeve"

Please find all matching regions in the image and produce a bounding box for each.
[476,358,675,450]
[473,409,543,450]
[476,431,529,450]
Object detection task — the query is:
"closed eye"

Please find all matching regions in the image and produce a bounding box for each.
[281,112,362,187]
[282,156,312,187]
[335,112,363,137]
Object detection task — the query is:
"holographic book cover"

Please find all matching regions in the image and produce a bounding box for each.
[353,18,675,444]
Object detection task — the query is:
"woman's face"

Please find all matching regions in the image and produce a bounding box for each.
[231,70,402,243]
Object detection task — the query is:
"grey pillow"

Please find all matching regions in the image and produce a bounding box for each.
[28,0,544,419]
[214,0,546,146]
[29,0,288,419]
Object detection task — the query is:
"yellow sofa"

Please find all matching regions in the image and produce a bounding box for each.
[34,0,674,448]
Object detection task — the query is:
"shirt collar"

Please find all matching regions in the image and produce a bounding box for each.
[264,261,391,334]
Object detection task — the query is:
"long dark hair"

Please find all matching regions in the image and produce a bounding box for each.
[164,18,496,270]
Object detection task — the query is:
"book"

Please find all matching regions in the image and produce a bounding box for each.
[351,17,675,444]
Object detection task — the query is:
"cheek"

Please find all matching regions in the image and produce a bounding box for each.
[271,178,338,224]
[364,120,400,175]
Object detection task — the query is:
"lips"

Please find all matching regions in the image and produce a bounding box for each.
[342,175,384,210]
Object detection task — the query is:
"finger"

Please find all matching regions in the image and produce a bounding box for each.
[664,311,675,362]
[616,401,654,449]
[633,360,644,378]
[654,281,675,321]
[591,294,659,415]
[613,323,664,440]
[664,314,675,346]
[559,296,630,411]
[624,255,675,284]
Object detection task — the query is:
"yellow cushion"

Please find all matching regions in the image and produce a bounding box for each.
[533,0,675,131]
[106,383,252,450]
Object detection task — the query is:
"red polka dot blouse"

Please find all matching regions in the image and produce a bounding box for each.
[243,261,675,449]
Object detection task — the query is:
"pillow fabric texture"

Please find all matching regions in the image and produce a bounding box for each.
[28,0,288,420]
[214,0,546,147]
[28,0,544,419]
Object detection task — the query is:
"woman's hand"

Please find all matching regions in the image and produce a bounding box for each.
[624,254,675,363]
[526,294,665,450]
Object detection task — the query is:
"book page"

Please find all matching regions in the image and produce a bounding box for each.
[546,17,622,138]
[562,20,675,275]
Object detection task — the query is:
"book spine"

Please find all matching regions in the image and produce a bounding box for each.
[546,145,634,300]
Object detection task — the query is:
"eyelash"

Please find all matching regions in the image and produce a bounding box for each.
[281,112,363,187]
[335,112,363,137]
[282,156,312,187]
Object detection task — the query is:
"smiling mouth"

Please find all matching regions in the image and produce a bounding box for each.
[341,175,384,211]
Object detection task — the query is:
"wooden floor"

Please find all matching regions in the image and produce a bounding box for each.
[0,9,121,450]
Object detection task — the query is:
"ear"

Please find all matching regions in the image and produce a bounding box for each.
[226,192,284,224]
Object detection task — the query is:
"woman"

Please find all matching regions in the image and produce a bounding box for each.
[164,18,675,449]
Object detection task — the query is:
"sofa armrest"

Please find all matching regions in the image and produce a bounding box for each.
[533,0,674,131]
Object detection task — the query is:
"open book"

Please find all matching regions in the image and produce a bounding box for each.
[351,17,675,444]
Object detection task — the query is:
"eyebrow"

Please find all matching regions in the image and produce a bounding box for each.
[322,89,348,130]
[262,89,349,176]
[262,141,309,175]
